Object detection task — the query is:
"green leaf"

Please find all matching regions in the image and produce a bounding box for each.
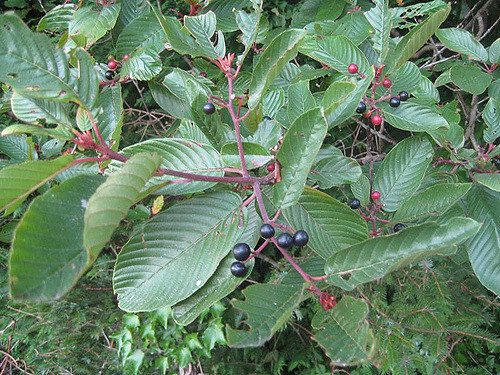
[393,183,471,221]
[0,134,36,162]
[364,0,391,65]
[325,217,480,290]
[291,0,344,28]
[205,0,252,32]
[466,186,500,296]
[10,91,74,130]
[287,80,315,124]
[37,4,75,32]
[9,175,105,300]
[0,155,74,214]
[0,13,83,104]
[379,101,448,132]
[114,192,246,312]
[373,137,433,212]
[248,119,282,150]
[55,157,100,183]
[115,12,166,57]
[226,283,304,347]
[300,35,371,76]
[474,174,500,192]
[114,0,149,36]
[123,350,144,375]
[72,48,99,109]
[115,138,223,197]
[235,10,261,61]
[96,84,123,145]
[312,296,375,365]
[274,108,328,209]
[120,48,162,81]
[413,76,440,103]
[385,62,422,95]
[203,319,227,350]
[0,221,17,243]
[309,154,362,188]
[436,28,488,62]
[84,153,161,262]
[450,65,492,95]
[390,4,450,72]
[184,11,226,59]
[351,174,371,207]
[69,4,121,45]
[483,98,500,143]
[489,38,500,64]
[282,187,369,259]
[263,88,285,119]
[191,95,228,149]
[323,12,372,46]
[321,81,356,118]
[248,29,307,109]
[221,142,271,170]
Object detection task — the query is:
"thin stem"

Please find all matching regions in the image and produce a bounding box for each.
[253,182,270,222]
[270,237,313,283]
[86,110,106,146]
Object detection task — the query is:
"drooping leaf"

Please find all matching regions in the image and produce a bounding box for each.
[466,186,500,296]
[37,4,75,32]
[393,183,471,221]
[489,38,500,64]
[450,65,492,95]
[312,296,375,365]
[436,27,488,62]
[1,124,73,140]
[221,142,271,170]
[309,154,362,189]
[379,101,448,131]
[0,155,74,214]
[351,174,371,207]
[287,80,315,124]
[120,48,162,81]
[390,4,450,72]
[474,174,500,192]
[373,137,433,212]
[115,12,166,57]
[483,98,500,143]
[321,81,357,118]
[114,192,246,312]
[282,187,369,259]
[325,217,480,290]
[226,283,304,347]
[184,12,226,59]
[364,0,391,65]
[69,4,121,45]
[274,108,328,209]
[9,175,105,300]
[205,0,252,32]
[114,0,149,36]
[412,75,440,103]
[96,84,123,145]
[248,29,307,109]
[71,48,99,109]
[84,153,161,262]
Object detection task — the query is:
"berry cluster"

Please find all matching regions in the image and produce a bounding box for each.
[230,243,251,277]
[348,63,410,126]
[104,54,130,80]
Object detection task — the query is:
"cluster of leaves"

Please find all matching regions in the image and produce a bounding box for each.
[0,0,499,373]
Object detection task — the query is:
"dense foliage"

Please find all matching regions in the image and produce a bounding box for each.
[0,0,499,373]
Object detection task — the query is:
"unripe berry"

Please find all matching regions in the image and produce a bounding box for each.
[203,103,216,115]
[260,224,275,239]
[122,54,130,61]
[277,233,293,249]
[356,102,367,114]
[382,78,392,88]
[233,243,251,261]
[362,110,372,119]
[349,199,361,209]
[293,230,309,247]
[389,97,400,107]
[230,261,246,277]
[399,91,409,101]
[371,115,382,126]
[108,60,118,70]
[371,191,381,200]
[266,163,275,172]
[348,64,358,74]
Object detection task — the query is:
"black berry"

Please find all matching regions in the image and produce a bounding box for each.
[293,230,309,247]
[277,233,293,249]
[260,224,275,239]
[263,116,271,121]
[203,103,216,115]
[349,199,361,209]
[233,243,251,261]
[105,70,114,80]
[389,97,400,107]
[399,91,409,101]
[230,261,246,277]
[356,102,367,114]
[394,223,406,232]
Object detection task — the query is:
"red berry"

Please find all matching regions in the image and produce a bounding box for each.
[348,64,358,74]
[108,60,118,70]
[362,110,372,119]
[371,115,382,126]
[266,163,275,172]
[382,78,392,88]
[371,191,381,200]
[122,54,130,61]
[200,72,207,78]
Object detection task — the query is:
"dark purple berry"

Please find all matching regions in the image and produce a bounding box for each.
[233,243,251,261]
[389,97,400,107]
[399,91,409,101]
[349,199,361,209]
[260,224,275,239]
[203,103,216,115]
[293,230,309,247]
[230,261,246,277]
[263,116,272,121]
[394,223,406,232]
[356,102,367,114]
[105,70,114,80]
[277,233,293,249]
